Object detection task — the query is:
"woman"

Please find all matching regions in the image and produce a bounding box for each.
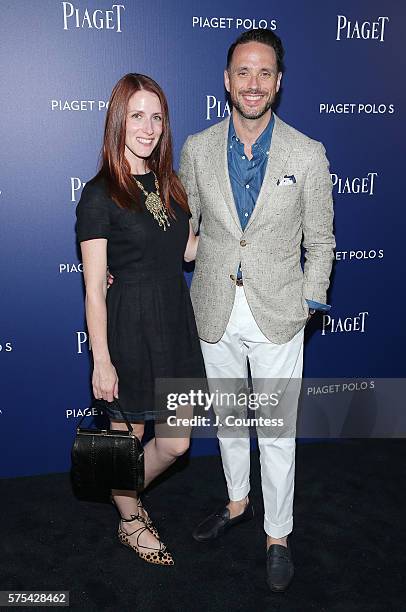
[76,73,204,566]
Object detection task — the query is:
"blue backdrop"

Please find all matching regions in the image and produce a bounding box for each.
[1,0,404,477]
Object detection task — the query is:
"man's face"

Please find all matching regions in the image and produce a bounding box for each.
[224,41,282,121]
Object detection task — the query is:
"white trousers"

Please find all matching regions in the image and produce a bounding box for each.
[200,286,304,538]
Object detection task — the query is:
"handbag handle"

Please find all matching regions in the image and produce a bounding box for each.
[77,399,134,434]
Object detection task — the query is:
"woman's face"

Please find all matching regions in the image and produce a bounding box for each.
[124,89,163,172]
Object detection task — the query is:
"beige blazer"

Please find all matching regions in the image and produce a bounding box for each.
[179,114,335,344]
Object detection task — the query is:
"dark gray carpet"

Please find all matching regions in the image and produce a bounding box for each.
[1,440,405,611]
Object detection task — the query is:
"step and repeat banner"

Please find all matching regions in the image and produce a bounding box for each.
[1,1,404,477]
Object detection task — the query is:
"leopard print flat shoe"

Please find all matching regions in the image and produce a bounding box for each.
[118,514,174,566]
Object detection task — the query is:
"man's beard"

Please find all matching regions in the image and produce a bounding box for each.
[232,90,273,120]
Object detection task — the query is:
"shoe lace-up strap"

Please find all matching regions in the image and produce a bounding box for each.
[120,516,166,553]
[120,512,146,524]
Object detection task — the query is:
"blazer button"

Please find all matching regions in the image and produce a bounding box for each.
[230,274,236,281]
[240,239,247,247]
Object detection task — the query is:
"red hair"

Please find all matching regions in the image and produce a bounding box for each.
[99,73,188,215]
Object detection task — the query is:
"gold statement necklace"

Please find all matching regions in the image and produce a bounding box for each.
[132,172,170,231]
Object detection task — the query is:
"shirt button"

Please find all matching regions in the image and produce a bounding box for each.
[244,213,249,217]
[240,239,247,247]
[242,156,245,159]
[245,184,250,189]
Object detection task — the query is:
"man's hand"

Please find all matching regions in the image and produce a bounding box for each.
[306,308,316,323]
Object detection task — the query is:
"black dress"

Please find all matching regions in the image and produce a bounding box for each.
[76,172,205,421]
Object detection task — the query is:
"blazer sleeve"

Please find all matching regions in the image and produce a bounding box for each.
[179,136,201,235]
[301,142,336,304]
[75,180,111,243]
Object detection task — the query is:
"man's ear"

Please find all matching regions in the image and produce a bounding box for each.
[224,69,230,93]
[276,72,282,94]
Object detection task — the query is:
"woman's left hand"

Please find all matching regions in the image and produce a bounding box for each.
[184,221,199,262]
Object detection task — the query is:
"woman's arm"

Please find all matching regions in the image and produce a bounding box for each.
[184,221,199,262]
[81,238,118,402]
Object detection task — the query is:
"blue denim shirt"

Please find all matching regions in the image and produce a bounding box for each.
[227,115,330,312]
[228,115,274,230]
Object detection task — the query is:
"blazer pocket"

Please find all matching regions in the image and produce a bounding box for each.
[275,183,299,195]
[272,185,301,215]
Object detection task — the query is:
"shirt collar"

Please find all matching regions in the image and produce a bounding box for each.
[228,114,275,156]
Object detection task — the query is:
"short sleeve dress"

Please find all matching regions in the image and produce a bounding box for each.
[76,172,205,421]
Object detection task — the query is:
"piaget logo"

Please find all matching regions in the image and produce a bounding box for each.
[335,250,384,261]
[60,263,83,273]
[321,312,369,335]
[70,177,86,202]
[192,17,277,30]
[0,341,13,352]
[206,96,231,120]
[331,172,378,196]
[51,100,108,111]
[336,15,389,41]
[66,407,102,419]
[76,331,91,354]
[62,2,125,31]
[320,103,394,115]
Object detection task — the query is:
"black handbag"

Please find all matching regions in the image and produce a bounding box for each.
[71,399,144,501]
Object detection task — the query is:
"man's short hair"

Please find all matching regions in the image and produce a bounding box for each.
[227,29,284,73]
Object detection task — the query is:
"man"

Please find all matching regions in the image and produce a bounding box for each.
[179,29,335,592]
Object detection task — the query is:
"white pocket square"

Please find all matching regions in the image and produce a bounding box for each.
[277,175,297,186]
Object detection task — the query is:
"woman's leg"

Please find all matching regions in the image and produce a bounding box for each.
[110,408,191,555]
[110,420,144,518]
[110,407,192,500]
[110,420,164,552]
[143,405,192,488]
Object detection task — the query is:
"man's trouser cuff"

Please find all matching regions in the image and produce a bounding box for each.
[264,517,293,539]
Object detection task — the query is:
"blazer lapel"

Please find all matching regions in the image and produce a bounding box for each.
[209,117,241,230]
[244,113,292,233]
